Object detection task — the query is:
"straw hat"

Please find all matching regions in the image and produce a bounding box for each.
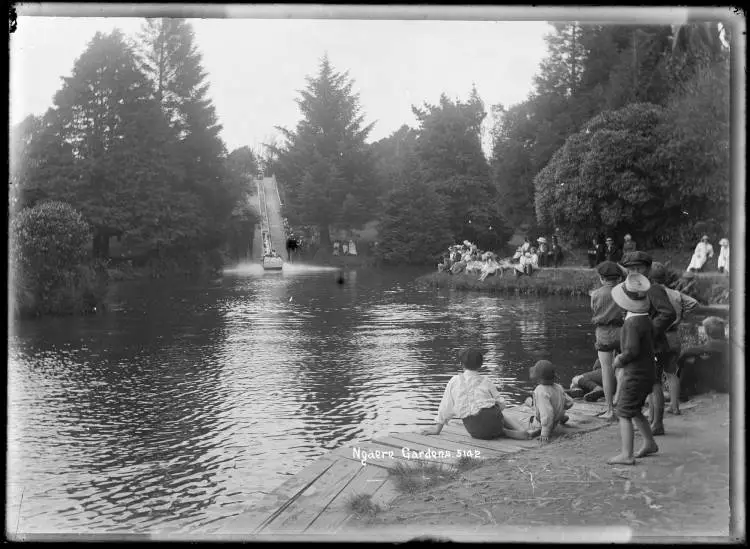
[537,237,548,244]
[612,273,651,313]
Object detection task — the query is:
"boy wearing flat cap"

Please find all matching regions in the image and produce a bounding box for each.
[590,260,625,420]
[608,273,659,465]
[620,251,676,436]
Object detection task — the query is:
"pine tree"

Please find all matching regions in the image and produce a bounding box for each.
[44,30,184,258]
[271,54,378,246]
[138,18,234,251]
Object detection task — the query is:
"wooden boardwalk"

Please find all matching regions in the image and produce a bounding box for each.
[198,398,665,539]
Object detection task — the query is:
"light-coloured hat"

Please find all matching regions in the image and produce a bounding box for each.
[537,237,548,244]
[719,238,729,247]
[701,235,709,241]
[612,273,651,313]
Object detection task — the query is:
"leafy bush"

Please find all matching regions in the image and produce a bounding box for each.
[10,201,107,316]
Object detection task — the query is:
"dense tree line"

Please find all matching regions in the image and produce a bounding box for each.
[273,22,730,266]
[10,21,259,279]
[492,22,730,248]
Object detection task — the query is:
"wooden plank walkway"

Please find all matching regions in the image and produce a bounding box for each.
[208,398,699,538]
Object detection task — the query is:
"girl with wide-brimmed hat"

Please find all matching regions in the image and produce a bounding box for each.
[607,273,659,465]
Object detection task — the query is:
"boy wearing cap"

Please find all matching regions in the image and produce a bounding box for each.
[529,360,574,443]
[620,251,676,436]
[590,260,625,419]
[608,273,659,465]
[421,348,534,441]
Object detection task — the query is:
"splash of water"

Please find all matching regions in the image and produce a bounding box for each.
[223,261,340,276]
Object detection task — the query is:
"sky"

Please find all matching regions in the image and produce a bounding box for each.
[10,5,707,156]
[10,10,551,156]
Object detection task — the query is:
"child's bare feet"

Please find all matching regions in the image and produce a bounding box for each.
[666,408,681,415]
[607,454,635,465]
[650,423,665,436]
[634,443,659,458]
[598,410,618,422]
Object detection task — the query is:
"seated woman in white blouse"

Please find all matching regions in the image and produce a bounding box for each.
[421,348,537,440]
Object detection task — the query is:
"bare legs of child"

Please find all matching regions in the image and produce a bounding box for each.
[666,372,682,415]
[598,350,617,420]
[503,414,537,440]
[608,412,659,465]
[649,382,666,436]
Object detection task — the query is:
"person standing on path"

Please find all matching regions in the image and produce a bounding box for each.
[649,262,700,415]
[620,251,677,436]
[622,234,637,253]
[687,235,714,272]
[588,238,602,268]
[604,236,622,263]
[608,273,659,465]
[717,238,729,274]
[590,261,625,420]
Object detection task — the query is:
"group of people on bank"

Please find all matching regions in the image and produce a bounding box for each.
[332,239,358,257]
[436,235,566,280]
[588,233,730,274]
[436,240,505,281]
[422,250,729,466]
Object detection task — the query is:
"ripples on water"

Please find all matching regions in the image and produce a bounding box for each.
[8,262,598,534]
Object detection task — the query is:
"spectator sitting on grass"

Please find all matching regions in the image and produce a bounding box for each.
[676,316,730,396]
[527,360,574,444]
[421,348,536,441]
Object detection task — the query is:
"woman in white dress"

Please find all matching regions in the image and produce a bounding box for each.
[348,240,358,256]
[717,238,729,273]
[687,235,714,272]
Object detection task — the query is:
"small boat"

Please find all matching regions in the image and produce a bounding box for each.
[262,255,284,271]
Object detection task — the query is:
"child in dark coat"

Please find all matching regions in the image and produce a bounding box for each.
[608,273,659,465]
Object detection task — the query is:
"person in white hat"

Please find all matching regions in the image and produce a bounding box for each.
[717,238,729,274]
[607,273,659,465]
[687,235,714,272]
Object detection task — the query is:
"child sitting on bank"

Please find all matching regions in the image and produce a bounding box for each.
[567,359,607,402]
[528,360,574,443]
[421,348,536,441]
[608,273,659,465]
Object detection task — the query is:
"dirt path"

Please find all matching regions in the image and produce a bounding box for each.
[349,394,734,542]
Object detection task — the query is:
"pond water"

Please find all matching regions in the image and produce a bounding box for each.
[8,263,603,535]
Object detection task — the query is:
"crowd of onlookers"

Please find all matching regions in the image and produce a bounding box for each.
[436,235,566,279]
[587,233,730,274]
[422,249,730,466]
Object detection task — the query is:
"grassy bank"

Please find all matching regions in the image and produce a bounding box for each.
[416,267,731,305]
[417,268,600,298]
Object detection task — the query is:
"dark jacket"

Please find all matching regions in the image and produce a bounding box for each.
[604,245,622,263]
[617,314,655,386]
[647,283,678,355]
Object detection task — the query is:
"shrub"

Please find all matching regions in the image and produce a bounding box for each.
[10,201,106,316]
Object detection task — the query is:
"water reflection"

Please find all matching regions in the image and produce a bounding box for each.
[9,264,599,534]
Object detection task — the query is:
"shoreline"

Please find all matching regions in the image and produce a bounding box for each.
[416,267,731,306]
[348,393,731,541]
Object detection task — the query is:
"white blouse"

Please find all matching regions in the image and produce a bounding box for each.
[435,370,506,424]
